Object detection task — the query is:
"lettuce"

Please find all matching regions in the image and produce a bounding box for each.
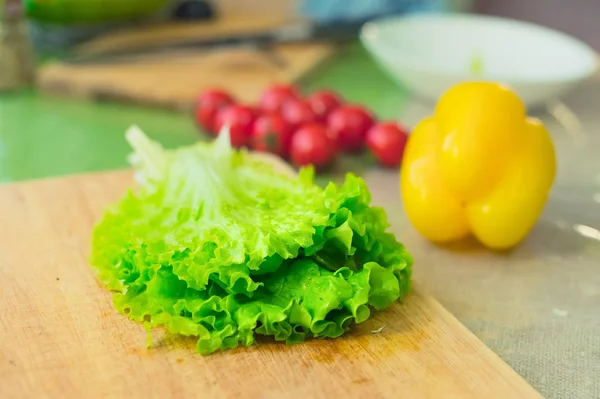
[91,126,413,355]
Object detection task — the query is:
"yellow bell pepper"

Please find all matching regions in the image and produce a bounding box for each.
[400,82,556,250]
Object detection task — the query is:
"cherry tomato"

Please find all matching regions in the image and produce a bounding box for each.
[250,114,294,158]
[366,122,409,167]
[282,100,318,129]
[308,90,342,123]
[259,84,301,114]
[327,105,375,152]
[290,123,336,168]
[194,89,235,135]
[214,104,256,148]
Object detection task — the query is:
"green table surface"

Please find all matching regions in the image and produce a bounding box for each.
[0,44,408,183]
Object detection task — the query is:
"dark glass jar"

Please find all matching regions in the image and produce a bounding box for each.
[0,0,35,91]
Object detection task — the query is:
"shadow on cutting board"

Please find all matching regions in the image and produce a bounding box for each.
[131,293,429,360]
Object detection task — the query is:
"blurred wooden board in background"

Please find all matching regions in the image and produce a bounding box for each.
[37,15,335,110]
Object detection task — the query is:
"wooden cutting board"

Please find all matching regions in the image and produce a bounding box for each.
[36,15,335,110]
[0,171,541,399]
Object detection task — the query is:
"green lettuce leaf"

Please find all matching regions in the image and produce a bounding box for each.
[91,125,413,355]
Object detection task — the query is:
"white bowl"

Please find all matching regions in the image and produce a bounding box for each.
[360,13,599,109]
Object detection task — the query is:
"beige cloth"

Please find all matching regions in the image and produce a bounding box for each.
[360,81,600,399]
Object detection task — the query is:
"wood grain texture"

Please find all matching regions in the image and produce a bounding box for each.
[37,44,333,111]
[0,171,542,399]
[36,16,335,111]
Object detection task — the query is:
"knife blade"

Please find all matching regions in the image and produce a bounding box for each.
[60,19,366,66]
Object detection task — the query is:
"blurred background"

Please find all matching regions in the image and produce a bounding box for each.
[1,0,599,182]
[18,0,600,54]
[1,0,597,102]
[2,0,599,104]
[1,0,599,181]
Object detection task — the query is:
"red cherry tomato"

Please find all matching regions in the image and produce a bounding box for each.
[366,122,409,167]
[259,84,301,114]
[308,90,342,123]
[327,105,375,152]
[214,104,256,148]
[290,123,336,168]
[282,100,318,129]
[250,114,294,158]
[194,89,235,135]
